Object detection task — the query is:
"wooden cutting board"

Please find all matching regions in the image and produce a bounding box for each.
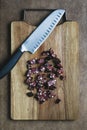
[11,21,79,120]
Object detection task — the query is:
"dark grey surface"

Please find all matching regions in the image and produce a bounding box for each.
[0,0,87,130]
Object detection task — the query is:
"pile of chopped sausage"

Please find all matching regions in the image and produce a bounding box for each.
[25,48,65,104]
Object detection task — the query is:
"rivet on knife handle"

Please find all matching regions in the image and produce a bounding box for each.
[0,9,65,79]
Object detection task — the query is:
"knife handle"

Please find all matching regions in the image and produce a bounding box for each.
[0,48,23,79]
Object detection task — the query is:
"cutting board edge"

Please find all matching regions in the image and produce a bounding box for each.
[11,20,79,28]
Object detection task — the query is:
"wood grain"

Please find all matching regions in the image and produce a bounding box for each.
[11,21,79,120]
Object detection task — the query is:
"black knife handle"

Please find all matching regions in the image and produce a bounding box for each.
[0,48,23,79]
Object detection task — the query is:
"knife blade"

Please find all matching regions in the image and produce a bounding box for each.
[0,9,65,79]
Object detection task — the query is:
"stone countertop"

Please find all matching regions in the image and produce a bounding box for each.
[0,0,87,130]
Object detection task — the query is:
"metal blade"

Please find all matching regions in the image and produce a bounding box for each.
[20,9,65,54]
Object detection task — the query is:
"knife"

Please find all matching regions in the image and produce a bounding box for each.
[0,9,65,79]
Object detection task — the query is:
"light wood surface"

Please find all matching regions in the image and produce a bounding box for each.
[11,21,79,120]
